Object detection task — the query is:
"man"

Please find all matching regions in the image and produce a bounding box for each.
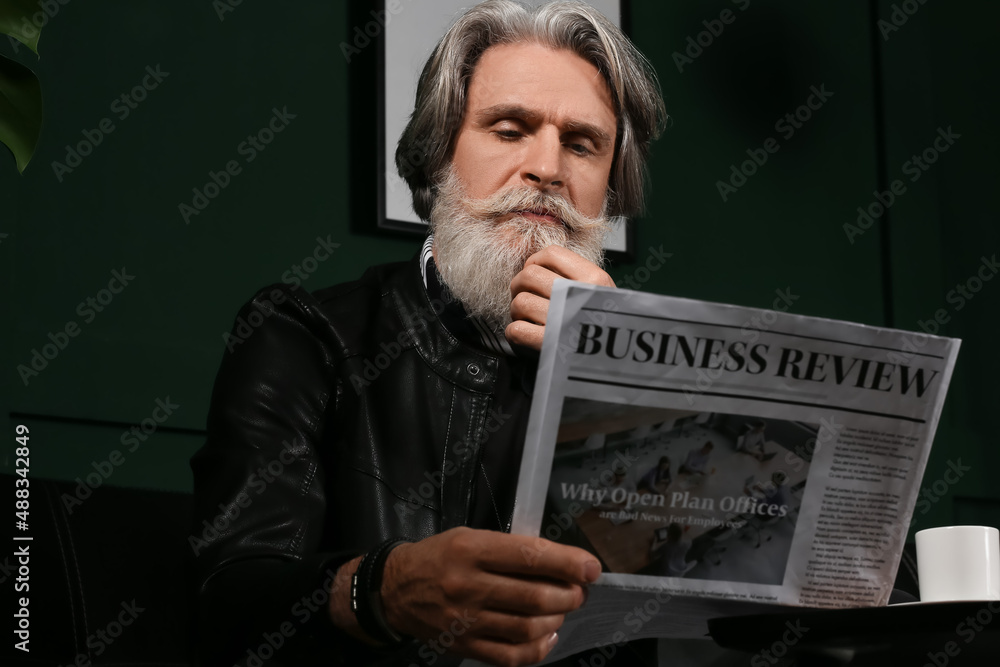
[679,441,715,478]
[757,471,790,513]
[594,459,637,513]
[190,2,665,665]
[737,420,773,461]
[649,522,694,578]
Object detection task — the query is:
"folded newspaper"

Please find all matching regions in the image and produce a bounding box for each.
[502,280,959,663]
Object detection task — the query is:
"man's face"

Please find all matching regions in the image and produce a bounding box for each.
[428,42,618,328]
[450,42,618,223]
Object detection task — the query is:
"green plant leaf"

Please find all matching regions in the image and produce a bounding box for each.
[0,52,42,172]
[0,0,43,54]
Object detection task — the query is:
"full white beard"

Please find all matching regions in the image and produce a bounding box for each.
[429,168,612,329]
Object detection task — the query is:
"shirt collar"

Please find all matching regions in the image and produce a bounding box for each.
[421,235,516,357]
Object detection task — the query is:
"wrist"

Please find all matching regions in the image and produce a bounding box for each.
[329,555,364,633]
[351,539,411,646]
[380,541,412,636]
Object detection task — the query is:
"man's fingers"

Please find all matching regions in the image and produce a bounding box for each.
[431,527,600,585]
[507,246,615,353]
[505,320,545,351]
[468,610,565,644]
[471,573,583,615]
[458,632,560,667]
[510,247,616,302]
[510,291,548,326]
[473,533,601,585]
[510,262,559,300]
[439,528,599,584]
[522,246,616,287]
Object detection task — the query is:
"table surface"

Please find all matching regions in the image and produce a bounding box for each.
[708,600,1000,665]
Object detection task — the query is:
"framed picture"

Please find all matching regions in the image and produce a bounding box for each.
[347,0,633,260]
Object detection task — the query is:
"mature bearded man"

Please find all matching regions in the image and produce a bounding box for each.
[190,2,666,666]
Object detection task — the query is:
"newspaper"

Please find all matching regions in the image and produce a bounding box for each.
[500,280,959,663]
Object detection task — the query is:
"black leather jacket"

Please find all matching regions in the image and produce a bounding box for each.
[190,257,533,666]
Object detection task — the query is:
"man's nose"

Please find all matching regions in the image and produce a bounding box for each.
[520,129,565,190]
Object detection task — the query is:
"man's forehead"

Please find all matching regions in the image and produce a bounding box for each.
[464,42,617,134]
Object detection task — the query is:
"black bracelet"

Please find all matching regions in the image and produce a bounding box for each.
[351,539,409,645]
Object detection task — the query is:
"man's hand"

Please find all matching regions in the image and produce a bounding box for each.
[381,527,601,666]
[506,246,615,351]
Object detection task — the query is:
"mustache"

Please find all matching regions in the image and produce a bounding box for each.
[428,168,612,327]
[457,185,608,233]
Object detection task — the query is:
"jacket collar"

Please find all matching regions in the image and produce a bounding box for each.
[385,248,501,395]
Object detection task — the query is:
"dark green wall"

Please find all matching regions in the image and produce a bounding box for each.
[875,0,1000,531]
[2,1,997,535]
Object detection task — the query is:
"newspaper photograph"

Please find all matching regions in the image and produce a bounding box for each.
[506,280,959,657]
[545,401,811,587]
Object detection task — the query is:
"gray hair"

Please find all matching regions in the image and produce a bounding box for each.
[395,0,667,221]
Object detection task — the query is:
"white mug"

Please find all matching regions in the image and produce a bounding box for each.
[915,525,1000,602]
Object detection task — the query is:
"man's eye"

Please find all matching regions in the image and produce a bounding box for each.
[495,129,522,140]
[567,142,593,155]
